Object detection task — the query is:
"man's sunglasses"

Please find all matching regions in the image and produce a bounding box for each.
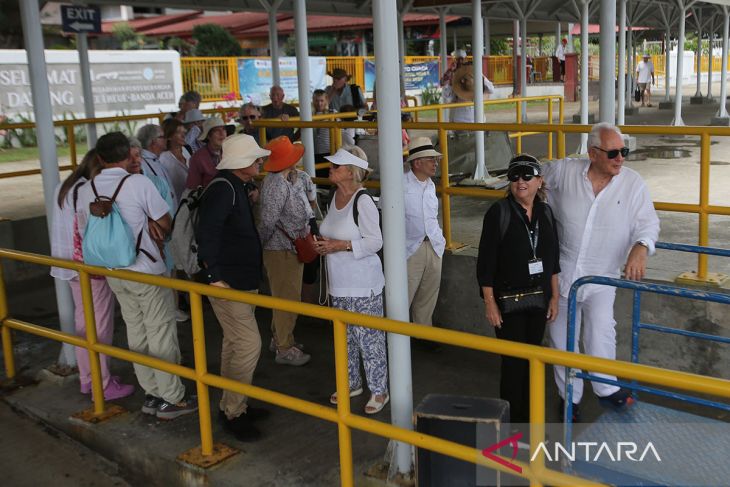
[507,171,537,182]
[595,147,630,159]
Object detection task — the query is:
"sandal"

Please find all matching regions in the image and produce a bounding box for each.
[364,393,390,415]
[329,387,363,405]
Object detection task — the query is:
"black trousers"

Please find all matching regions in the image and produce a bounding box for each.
[494,308,547,424]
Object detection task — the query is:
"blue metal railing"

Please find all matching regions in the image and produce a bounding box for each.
[562,242,730,450]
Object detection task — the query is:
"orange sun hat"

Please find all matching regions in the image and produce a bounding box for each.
[263,136,305,172]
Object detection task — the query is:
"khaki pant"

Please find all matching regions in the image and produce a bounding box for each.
[263,250,303,349]
[210,294,261,419]
[106,277,185,404]
[407,240,443,326]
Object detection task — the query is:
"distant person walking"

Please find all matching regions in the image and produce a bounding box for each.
[555,38,567,82]
[636,54,655,107]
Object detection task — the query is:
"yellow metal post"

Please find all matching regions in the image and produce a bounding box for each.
[0,259,15,379]
[516,100,523,154]
[190,291,214,457]
[529,359,546,487]
[335,126,342,151]
[259,126,267,146]
[330,127,337,155]
[79,270,106,415]
[67,125,78,170]
[333,319,354,487]
[547,99,554,159]
[558,98,565,158]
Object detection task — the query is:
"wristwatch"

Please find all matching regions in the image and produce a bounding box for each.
[636,240,649,249]
[345,241,352,252]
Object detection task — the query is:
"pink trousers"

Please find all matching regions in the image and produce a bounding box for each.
[69,278,116,389]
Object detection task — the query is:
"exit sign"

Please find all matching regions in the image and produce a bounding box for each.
[61,5,101,34]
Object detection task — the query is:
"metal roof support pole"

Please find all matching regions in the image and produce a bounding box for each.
[360,32,368,56]
[472,0,487,180]
[579,0,590,153]
[556,22,561,47]
[520,16,528,121]
[626,26,633,104]
[372,0,414,477]
[599,0,617,123]
[568,23,574,52]
[514,20,520,95]
[665,27,672,101]
[398,14,406,89]
[673,0,688,126]
[77,33,97,147]
[717,7,729,118]
[617,0,627,124]
[484,14,491,56]
[293,0,314,177]
[695,17,702,97]
[438,7,450,122]
[19,0,76,368]
[706,20,714,100]
[260,0,283,87]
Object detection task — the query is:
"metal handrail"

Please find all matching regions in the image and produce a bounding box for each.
[3,248,730,485]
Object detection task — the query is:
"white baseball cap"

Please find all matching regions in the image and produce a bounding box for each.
[325,148,370,171]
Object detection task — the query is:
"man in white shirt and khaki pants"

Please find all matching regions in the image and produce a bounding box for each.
[403,137,447,330]
[636,54,655,107]
[542,123,660,421]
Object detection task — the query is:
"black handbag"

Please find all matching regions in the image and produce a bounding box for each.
[634,85,642,102]
[497,286,546,315]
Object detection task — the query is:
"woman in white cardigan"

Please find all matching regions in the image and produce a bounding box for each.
[314,146,389,415]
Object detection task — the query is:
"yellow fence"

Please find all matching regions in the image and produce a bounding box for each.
[2,248,730,485]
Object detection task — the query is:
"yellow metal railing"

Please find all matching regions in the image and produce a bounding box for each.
[3,248,730,485]
[181,57,240,102]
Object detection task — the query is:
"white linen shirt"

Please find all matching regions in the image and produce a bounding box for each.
[636,61,654,84]
[542,158,660,300]
[159,148,191,205]
[404,170,446,259]
[76,167,170,275]
[50,180,85,280]
[319,190,384,297]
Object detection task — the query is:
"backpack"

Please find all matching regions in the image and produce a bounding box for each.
[350,84,366,110]
[82,175,157,268]
[351,189,384,265]
[170,177,235,277]
[496,198,555,242]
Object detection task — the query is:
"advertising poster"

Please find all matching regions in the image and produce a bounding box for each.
[364,59,439,93]
[238,57,327,105]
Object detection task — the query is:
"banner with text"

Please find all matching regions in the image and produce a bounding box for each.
[364,59,440,93]
[237,57,327,106]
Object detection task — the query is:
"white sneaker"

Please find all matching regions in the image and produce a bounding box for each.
[176,309,190,322]
[275,346,311,366]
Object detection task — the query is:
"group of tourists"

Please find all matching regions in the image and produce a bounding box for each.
[49,77,658,443]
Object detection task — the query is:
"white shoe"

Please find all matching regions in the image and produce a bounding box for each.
[175,309,190,322]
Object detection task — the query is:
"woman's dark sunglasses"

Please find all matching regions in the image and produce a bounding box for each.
[330,163,340,169]
[595,147,630,159]
[507,171,536,182]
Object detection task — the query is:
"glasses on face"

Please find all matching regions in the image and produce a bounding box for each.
[330,163,340,169]
[418,157,440,165]
[507,170,536,182]
[595,146,630,159]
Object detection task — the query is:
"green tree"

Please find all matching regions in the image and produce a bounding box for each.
[112,22,146,50]
[192,24,242,57]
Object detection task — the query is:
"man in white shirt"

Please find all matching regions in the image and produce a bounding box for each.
[76,132,198,421]
[636,54,655,107]
[440,50,496,124]
[542,122,660,420]
[555,38,568,82]
[403,137,447,328]
[137,124,176,212]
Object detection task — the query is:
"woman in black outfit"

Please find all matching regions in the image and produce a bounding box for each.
[477,154,560,426]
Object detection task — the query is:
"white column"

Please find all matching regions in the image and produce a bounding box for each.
[567,23,574,52]
[707,26,714,100]
[520,16,528,120]
[398,12,406,92]
[579,0,590,153]
[484,15,491,56]
[718,7,729,118]
[362,32,368,56]
[372,0,414,475]
[599,0,617,122]
[625,27,632,107]
[293,0,314,177]
[665,28,672,101]
[19,0,76,367]
[453,30,457,51]
[77,32,97,147]
[473,0,487,179]
[513,20,520,95]
[618,0,627,123]
[674,1,687,126]
[439,8,448,72]
[695,24,703,97]
[556,22,561,47]
[266,0,282,87]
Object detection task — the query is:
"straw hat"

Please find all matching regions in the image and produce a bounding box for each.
[198,116,235,141]
[262,136,305,172]
[406,137,442,163]
[183,108,205,124]
[325,148,370,172]
[217,134,270,170]
[452,65,479,101]
[329,68,351,81]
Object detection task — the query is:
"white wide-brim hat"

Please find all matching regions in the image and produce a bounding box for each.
[183,108,206,124]
[218,134,271,170]
[325,148,370,172]
[198,116,235,141]
[406,136,442,163]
